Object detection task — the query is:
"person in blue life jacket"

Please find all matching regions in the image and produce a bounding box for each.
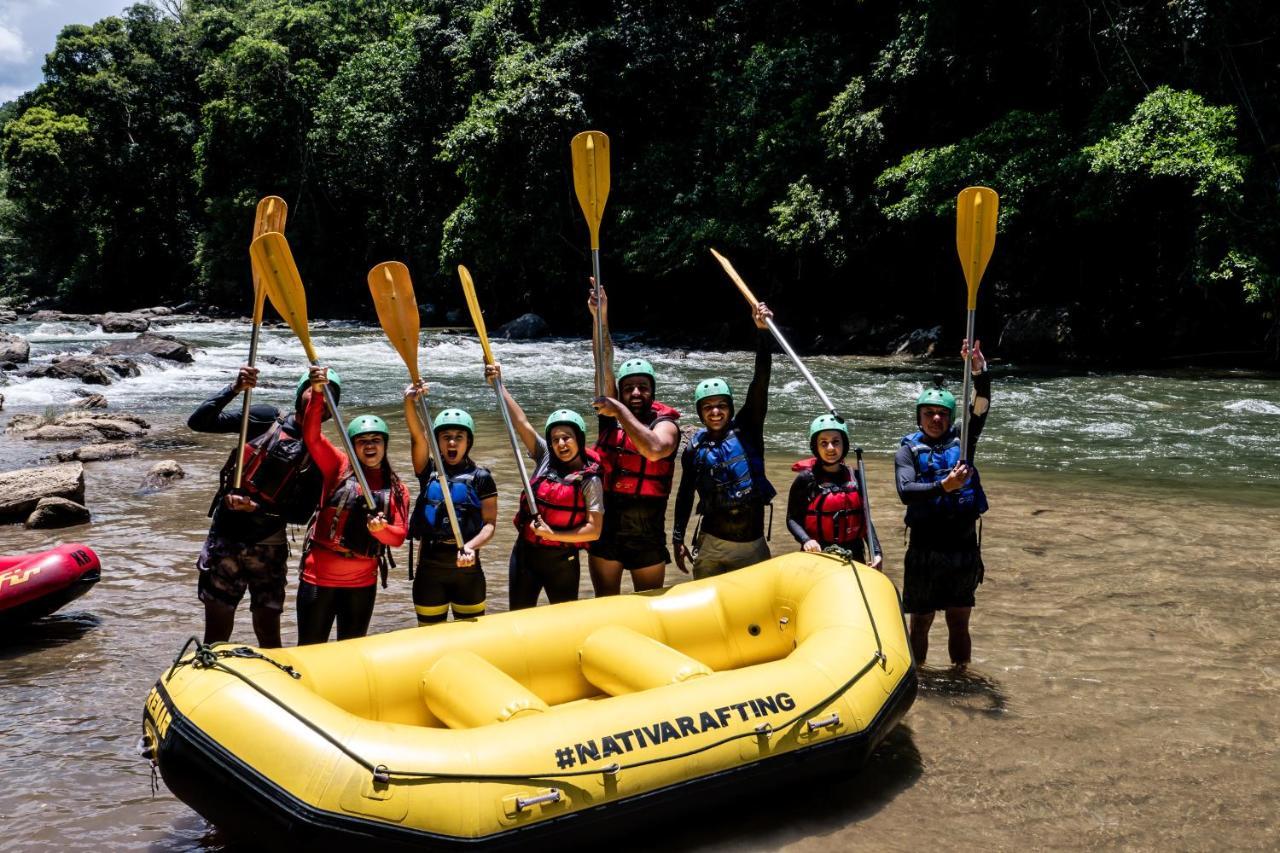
[187,366,333,648]
[672,301,776,578]
[403,382,498,623]
[895,340,991,670]
[786,414,883,568]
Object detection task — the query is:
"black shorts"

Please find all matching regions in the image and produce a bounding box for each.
[509,540,580,610]
[592,498,671,570]
[901,537,984,614]
[414,544,486,623]
[196,534,289,613]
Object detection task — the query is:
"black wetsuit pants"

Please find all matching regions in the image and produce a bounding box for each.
[413,543,487,624]
[509,540,580,610]
[296,580,376,645]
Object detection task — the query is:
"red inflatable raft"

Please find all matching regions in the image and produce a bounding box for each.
[0,543,100,627]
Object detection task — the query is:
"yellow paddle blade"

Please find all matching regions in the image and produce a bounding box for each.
[709,247,761,308]
[570,130,610,250]
[367,261,422,384]
[249,231,318,363]
[956,186,999,310]
[250,196,288,324]
[457,265,496,366]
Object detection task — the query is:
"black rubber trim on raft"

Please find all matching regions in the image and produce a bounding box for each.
[149,668,917,851]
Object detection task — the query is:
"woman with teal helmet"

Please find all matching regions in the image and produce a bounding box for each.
[403,382,498,623]
[895,340,992,670]
[296,365,410,645]
[672,300,777,579]
[586,285,683,596]
[786,414,882,566]
[484,362,603,610]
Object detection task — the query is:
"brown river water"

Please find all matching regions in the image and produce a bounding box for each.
[2,411,1277,851]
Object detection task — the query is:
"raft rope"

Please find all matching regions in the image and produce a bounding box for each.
[160,553,889,786]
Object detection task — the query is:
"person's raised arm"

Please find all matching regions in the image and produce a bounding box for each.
[736,304,774,431]
[403,381,431,476]
[302,366,343,480]
[587,281,616,396]
[486,362,539,457]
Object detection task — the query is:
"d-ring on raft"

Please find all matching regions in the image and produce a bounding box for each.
[142,552,916,849]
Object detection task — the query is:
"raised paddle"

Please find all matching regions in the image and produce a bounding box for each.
[955,186,999,461]
[709,247,843,422]
[367,262,465,549]
[853,446,879,569]
[570,130,610,398]
[457,264,540,518]
[248,231,375,509]
[233,195,287,489]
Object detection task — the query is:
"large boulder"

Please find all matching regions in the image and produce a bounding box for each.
[25,497,91,529]
[100,312,151,333]
[20,355,139,385]
[29,310,99,323]
[140,460,185,491]
[54,442,138,462]
[0,333,30,364]
[999,307,1075,361]
[0,462,85,521]
[93,332,195,363]
[890,325,942,357]
[70,393,108,409]
[497,313,551,340]
[0,309,18,324]
[136,306,174,316]
[21,412,149,442]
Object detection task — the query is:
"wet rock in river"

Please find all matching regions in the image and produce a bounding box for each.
[890,325,942,357]
[0,461,85,521]
[19,355,139,385]
[497,313,550,339]
[70,392,108,409]
[22,412,149,442]
[999,307,1075,362]
[93,332,195,363]
[25,496,91,529]
[140,460,185,491]
[99,312,151,333]
[0,333,27,364]
[0,308,18,323]
[54,442,138,462]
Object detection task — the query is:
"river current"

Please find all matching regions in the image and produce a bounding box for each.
[1,319,1277,849]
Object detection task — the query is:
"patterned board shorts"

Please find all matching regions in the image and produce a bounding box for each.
[196,535,290,613]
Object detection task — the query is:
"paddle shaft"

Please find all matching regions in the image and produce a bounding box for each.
[959,309,976,462]
[232,303,265,490]
[592,251,605,398]
[411,392,466,548]
[764,317,842,422]
[853,447,877,566]
[492,376,540,519]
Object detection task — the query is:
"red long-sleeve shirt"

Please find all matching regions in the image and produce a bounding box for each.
[301,390,409,587]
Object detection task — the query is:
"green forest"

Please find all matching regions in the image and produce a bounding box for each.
[1,1,1278,362]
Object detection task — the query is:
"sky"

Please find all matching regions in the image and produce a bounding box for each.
[0,0,135,103]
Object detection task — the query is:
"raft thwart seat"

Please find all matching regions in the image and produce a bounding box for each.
[422,649,549,728]
[580,624,713,696]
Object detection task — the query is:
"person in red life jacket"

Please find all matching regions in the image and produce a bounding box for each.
[586,285,681,595]
[187,366,333,648]
[403,382,497,624]
[672,302,776,578]
[484,362,603,610]
[895,340,991,670]
[786,415,883,567]
[296,366,410,645]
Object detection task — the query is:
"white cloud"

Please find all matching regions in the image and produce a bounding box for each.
[0,23,32,65]
[0,0,133,99]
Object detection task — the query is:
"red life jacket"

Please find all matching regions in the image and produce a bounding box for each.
[212,417,316,522]
[515,451,602,549]
[791,457,865,546]
[595,401,681,499]
[308,465,406,558]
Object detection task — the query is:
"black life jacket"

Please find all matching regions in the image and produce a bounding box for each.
[307,465,405,558]
[212,416,318,524]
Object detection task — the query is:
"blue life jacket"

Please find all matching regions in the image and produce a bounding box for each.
[689,425,776,514]
[411,461,488,545]
[900,430,988,526]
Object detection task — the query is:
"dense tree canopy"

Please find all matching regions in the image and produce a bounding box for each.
[2,0,1278,361]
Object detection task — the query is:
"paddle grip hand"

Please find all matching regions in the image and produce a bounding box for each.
[941,462,973,493]
[752,302,773,330]
[233,366,260,393]
[223,493,259,513]
[592,396,622,418]
[308,365,331,389]
[673,542,691,574]
[366,512,388,534]
[403,380,429,401]
[531,518,560,541]
[586,280,608,320]
[485,363,501,384]
[961,339,987,374]
[456,547,476,568]
[802,540,822,554]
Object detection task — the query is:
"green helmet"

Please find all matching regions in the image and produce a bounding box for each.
[544,408,587,445]
[808,414,849,460]
[346,414,389,440]
[295,369,342,407]
[433,408,475,438]
[616,358,656,391]
[693,378,733,409]
[915,382,957,423]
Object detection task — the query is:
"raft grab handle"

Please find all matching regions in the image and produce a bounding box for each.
[516,789,562,811]
[806,712,841,732]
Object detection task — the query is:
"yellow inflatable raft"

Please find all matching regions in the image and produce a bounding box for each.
[142,552,915,848]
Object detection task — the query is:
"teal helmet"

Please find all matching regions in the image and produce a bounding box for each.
[808,414,849,461]
[693,378,733,412]
[916,377,957,424]
[346,414,389,440]
[545,408,587,449]
[616,358,657,392]
[295,368,342,407]
[433,408,474,450]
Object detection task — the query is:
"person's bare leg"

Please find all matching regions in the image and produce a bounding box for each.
[628,563,666,592]
[251,608,283,648]
[909,611,935,667]
[203,600,235,644]
[589,555,625,596]
[945,606,972,668]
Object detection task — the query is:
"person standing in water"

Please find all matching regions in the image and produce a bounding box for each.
[403,383,497,623]
[672,302,776,578]
[486,363,603,609]
[296,366,410,644]
[786,415,883,567]
[188,366,330,648]
[587,285,682,595]
[895,341,991,669]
